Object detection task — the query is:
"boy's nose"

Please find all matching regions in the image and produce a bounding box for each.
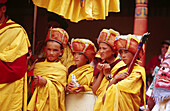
[50,51,54,54]
[121,53,126,58]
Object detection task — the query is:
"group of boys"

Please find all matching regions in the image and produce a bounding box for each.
[1,0,170,111]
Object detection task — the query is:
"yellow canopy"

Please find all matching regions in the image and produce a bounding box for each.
[32,0,120,23]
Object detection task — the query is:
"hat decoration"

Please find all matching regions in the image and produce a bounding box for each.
[45,27,69,48]
[97,28,120,51]
[115,34,144,58]
[71,38,97,63]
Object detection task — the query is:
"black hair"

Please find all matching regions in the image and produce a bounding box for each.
[45,40,63,50]
[161,40,170,46]
[48,12,68,30]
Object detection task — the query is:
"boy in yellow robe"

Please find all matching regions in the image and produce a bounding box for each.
[66,38,97,111]
[103,35,146,111]
[92,29,126,111]
[0,0,30,110]
[27,28,68,111]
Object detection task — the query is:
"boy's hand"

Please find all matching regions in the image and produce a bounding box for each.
[96,63,104,72]
[34,75,47,86]
[66,82,74,91]
[73,85,85,94]
[103,63,111,76]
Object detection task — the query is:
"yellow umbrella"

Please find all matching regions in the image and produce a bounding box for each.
[32,0,120,54]
[32,0,120,23]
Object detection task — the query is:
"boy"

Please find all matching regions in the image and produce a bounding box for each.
[66,38,97,111]
[27,28,68,111]
[92,29,126,111]
[103,35,146,111]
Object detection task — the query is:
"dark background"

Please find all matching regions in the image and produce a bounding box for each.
[6,0,170,66]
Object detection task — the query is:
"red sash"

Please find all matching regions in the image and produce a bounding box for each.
[0,17,26,84]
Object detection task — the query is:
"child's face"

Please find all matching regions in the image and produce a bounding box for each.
[99,42,115,60]
[119,49,134,65]
[73,52,88,67]
[161,44,169,56]
[45,41,62,62]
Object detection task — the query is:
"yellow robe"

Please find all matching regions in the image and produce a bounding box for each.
[0,19,30,111]
[27,60,67,111]
[66,64,95,111]
[93,60,126,111]
[59,45,75,70]
[103,65,146,111]
[32,0,120,23]
[67,64,94,91]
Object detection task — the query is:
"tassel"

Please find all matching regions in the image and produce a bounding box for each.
[80,0,85,7]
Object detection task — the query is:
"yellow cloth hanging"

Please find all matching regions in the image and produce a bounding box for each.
[103,64,146,111]
[0,19,30,62]
[32,0,120,23]
[27,60,67,111]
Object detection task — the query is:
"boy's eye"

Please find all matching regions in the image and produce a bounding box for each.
[54,49,58,51]
[124,50,128,53]
[119,50,123,54]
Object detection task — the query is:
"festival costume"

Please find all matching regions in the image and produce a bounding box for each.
[0,18,30,110]
[68,64,94,91]
[93,58,126,111]
[66,38,97,111]
[32,0,120,23]
[93,28,123,111]
[27,60,67,111]
[103,65,146,111]
[103,35,146,111]
[152,48,170,111]
[28,28,69,111]
[45,28,75,70]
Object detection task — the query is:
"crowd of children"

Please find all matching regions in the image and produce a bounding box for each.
[0,0,169,109]
[24,27,156,111]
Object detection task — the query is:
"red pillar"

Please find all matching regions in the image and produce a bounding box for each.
[133,0,148,66]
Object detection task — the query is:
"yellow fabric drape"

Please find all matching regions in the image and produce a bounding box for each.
[103,65,146,111]
[67,64,94,91]
[0,19,30,62]
[93,60,126,111]
[0,19,30,111]
[0,75,27,111]
[59,45,75,70]
[27,60,67,111]
[32,0,120,23]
